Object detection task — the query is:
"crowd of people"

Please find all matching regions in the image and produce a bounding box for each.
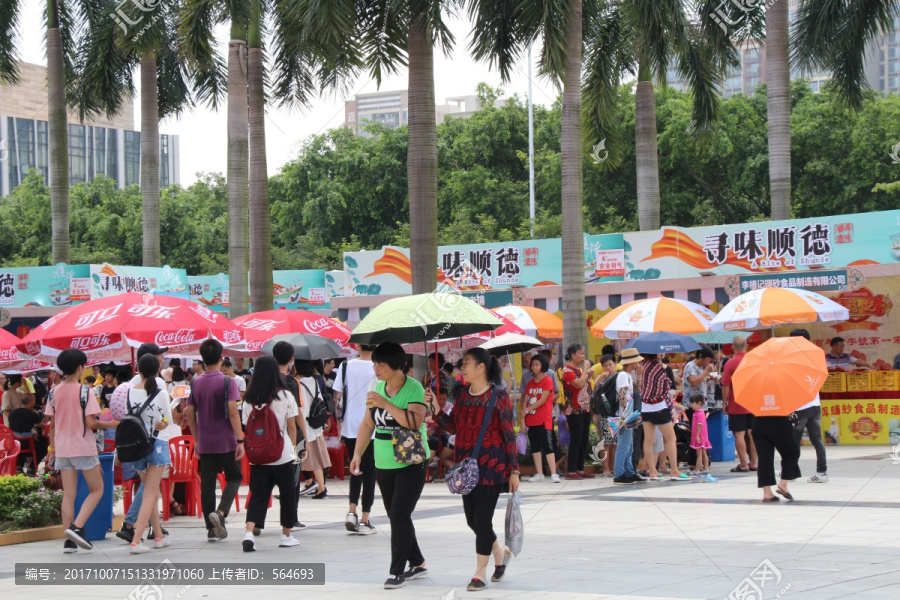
[0,328,855,590]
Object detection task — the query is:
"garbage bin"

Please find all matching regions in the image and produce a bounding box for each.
[707,410,735,462]
[75,453,115,541]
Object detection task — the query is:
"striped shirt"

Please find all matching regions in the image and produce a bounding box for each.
[641,360,671,406]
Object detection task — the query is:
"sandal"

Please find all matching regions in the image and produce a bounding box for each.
[730,466,750,473]
[170,501,184,516]
[467,578,487,591]
[762,496,779,503]
[776,487,794,501]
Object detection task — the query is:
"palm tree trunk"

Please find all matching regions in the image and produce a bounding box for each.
[561,0,586,350]
[248,0,272,312]
[140,53,160,267]
[47,0,69,264]
[227,24,249,319]
[766,0,790,220]
[635,68,660,231]
[407,16,437,297]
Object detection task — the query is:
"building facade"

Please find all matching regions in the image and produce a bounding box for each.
[0,62,179,197]
[344,90,481,136]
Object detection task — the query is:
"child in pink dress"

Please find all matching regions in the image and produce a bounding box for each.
[690,395,712,474]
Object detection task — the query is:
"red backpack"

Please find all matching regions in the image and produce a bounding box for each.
[244,401,284,465]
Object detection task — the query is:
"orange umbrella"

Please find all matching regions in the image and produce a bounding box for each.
[732,336,828,416]
[493,305,563,339]
[590,297,716,339]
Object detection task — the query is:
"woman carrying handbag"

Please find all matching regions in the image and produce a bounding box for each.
[349,343,429,590]
[428,348,520,592]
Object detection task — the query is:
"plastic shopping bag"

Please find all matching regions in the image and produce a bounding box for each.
[516,431,527,455]
[505,491,524,557]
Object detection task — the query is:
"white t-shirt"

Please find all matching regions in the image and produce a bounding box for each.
[615,371,634,417]
[796,394,821,411]
[232,376,247,394]
[241,389,297,465]
[125,386,175,441]
[298,376,324,442]
[334,359,376,440]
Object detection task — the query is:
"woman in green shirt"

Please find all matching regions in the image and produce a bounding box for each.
[350,343,429,590]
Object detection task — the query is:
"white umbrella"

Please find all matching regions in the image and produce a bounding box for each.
[709,288,849,331]
[478,333,543,355]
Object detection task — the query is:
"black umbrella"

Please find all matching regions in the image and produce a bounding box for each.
[260,334,344,360]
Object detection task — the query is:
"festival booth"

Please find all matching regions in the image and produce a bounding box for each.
[331,209,900,445]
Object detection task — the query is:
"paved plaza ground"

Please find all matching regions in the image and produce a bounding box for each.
[2,444,899,600]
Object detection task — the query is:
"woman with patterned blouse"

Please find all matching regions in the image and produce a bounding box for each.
[428,348,520,592]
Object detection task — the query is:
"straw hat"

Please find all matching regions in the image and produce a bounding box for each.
[619,348,643,366]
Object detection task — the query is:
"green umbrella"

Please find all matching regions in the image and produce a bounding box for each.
[348,292,503,345]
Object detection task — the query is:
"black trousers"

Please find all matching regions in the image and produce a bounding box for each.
[377,464,426,576]
[462,485,503,555]
[527,423,554,457]
[632,426,644,469]
[567,412,591,472]
[199,452,243,530]
[752,416,801,488]
[246,462,297,529]
[344,437,376,513]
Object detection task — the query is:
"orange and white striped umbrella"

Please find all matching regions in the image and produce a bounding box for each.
[493,305,563,340]
[590,297,716,339]
[709,288,849,331]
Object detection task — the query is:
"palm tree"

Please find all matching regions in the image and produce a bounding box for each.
[468,0,592,349]
[288,1,455,300]
[78,2,192,268]
[766,0,790,220]
[180,0,250,317]
[0,1,74,263]
[47,1,70,264]
[247,0,273,312]
[582,1,737,232]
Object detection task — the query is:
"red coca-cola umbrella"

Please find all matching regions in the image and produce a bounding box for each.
[402,310,526,355]
[232,309,353,356]
[17,292,244,362]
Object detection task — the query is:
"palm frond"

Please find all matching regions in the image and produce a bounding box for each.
[156,21,194,120]
[792,0,900,109]
[178,0,227,109]
[0,0,22,84]
[465,0,531,83]
[363,0,409,86]
[582,5,632,168]
[68,2,136,122]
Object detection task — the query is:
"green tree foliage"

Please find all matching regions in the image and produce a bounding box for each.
[3,83,899,273]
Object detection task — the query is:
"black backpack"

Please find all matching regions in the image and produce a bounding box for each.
[115,389,160,462]
[300,379,331,430]
[591,374,619,419]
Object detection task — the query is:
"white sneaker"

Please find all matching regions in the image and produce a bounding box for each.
[808,473,828,483]
[551,474,561,483]
[358,521,377,535]
[152,536,170,549]
[345,512,359,533]
[279,534,300,548]
[129,542,152,554]
[242,531,256,552]
[528,473,545,482]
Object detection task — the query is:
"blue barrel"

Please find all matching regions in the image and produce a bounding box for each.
[707,410,736,462]
[75,453,115,541]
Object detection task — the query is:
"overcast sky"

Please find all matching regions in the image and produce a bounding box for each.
[17,4,560,184]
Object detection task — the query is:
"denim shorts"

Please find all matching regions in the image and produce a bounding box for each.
[132,438,172,472]
[55,455,101,471]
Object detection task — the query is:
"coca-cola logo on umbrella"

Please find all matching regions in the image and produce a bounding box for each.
[220,330,243,344]
[71,333,113,350]
[74,305,122,330]
[0,347,18,361]
[307,318,337,334]
[23,341,41,356]
[189,304,219,323]
[155,329,198,346]
[241,318,283,332]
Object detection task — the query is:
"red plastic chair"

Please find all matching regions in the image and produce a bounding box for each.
[162,436,199,521]
[0,438,21,475]
[122,477,142,513]
[0,424,13,437]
